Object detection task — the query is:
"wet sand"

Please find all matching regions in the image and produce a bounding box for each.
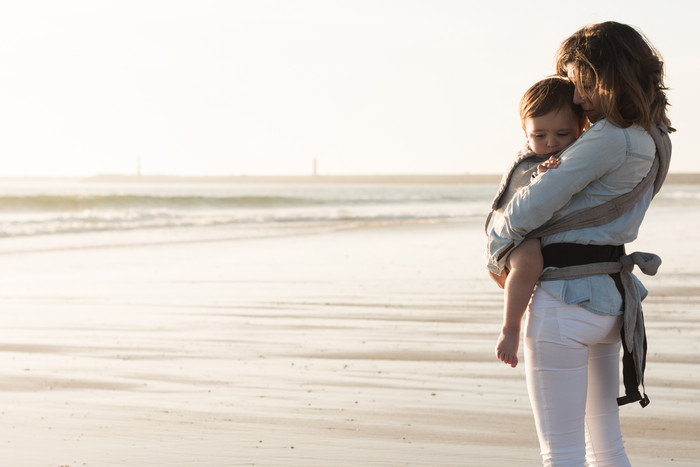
[0,211,698,466]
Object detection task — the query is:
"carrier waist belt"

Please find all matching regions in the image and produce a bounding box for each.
[542,243,625,268]
[539,242,651,408]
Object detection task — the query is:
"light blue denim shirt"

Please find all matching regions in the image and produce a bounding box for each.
[486,120,656,315]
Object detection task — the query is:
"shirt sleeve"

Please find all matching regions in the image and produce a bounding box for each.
[489,122,628,269]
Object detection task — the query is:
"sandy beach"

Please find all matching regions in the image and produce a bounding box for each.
[0,201,698,466]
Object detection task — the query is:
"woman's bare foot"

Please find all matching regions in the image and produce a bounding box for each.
[495,330,520,368]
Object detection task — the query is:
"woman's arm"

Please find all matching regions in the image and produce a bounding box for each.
[490,122,630,266]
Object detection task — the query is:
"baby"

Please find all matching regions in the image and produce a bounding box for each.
[488,77,588,368]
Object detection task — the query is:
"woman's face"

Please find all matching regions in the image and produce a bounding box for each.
[566,63,603,123]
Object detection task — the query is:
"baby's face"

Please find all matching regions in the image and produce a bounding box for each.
[524,107,581,156]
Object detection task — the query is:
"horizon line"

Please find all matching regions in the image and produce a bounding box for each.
[0,172,698,184]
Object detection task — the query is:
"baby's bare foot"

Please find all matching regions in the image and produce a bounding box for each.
[495,331,520,368]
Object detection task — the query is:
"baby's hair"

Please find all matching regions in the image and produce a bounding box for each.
[519,77,587,131]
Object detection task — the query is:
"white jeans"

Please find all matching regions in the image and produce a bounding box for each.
[525,288,631,467]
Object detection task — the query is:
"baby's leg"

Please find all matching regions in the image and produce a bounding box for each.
[495,238,543,368]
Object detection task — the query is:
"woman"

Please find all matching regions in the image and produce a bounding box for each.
[487,22,673,465]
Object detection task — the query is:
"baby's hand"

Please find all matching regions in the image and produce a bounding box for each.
[537,156,561,175]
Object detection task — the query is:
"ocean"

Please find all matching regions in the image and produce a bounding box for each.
[1,178,698,465]
[0,179,696,253]
[0,180,490,242]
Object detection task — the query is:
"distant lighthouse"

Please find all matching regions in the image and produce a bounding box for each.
[313,158,318,177]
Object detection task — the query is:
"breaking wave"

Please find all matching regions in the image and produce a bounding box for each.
[0,183,495,238]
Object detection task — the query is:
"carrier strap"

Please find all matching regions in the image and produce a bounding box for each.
[524,123,671,240]
[540,251,661,407]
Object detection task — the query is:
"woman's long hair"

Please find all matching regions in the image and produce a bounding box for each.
[555,21,674,132]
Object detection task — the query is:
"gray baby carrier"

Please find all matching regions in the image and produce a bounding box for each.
[486,123,672,407]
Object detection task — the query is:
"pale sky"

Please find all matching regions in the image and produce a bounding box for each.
[0,0,698,177]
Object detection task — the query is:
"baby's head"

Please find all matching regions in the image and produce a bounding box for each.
[520,77,588,156]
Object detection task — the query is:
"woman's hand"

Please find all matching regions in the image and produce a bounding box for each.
[489,269,508,289]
